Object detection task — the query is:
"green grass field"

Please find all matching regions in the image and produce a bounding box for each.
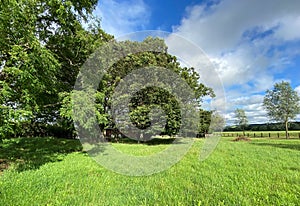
[222,130,300,138]
[0,136,299,205]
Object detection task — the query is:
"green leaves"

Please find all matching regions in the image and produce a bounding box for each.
[234,109,248,135]
[0,1,214,139]
[263,81,300,138]
[0,0,110,138]
[263,81,300,122]
[88,38,214,138]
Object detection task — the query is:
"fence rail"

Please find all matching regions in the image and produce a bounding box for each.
[221,132,300,138]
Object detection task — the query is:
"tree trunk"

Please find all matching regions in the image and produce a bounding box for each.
[285,120,289,139]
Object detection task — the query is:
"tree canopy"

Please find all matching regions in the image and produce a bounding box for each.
[0,0,215,141]
[209,111,225,133]
[0,0,112,138]
[62,37,215,141]
[234,108,248,136]
[263,81,300,139]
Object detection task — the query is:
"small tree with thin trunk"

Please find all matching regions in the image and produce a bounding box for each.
[263,81,300,139]
[234,109,248,136]
[209,111,225,134]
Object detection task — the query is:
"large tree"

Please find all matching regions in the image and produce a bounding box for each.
[0,1,214,140]
[234,108,248,136]
[198,109,212,136]
[0,0,112,138]
[63,37,215,141]
[263,81,300,139]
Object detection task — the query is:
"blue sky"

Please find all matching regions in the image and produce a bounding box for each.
[94,0,300,125]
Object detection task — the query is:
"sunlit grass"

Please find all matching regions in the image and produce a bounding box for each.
[0,137,299,205]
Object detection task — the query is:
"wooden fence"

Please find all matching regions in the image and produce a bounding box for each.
[221,132,300,138]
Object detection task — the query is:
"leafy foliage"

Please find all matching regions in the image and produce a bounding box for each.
[263,81,300,138]
[0,0,112,138]
[209,111,225,133]
[95,38,214,139]
[234,108,248,135]
[198,109,212,135]
[0,1,214,140]
[224,121,300,131]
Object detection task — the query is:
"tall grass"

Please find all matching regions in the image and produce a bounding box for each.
[0,137,299,205]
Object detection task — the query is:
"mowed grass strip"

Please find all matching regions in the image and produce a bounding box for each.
[0,137,299,205]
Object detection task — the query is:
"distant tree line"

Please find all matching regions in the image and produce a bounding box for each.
[224,122,300,132]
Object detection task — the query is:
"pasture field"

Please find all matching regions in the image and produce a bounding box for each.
[0,137,299,205]
[222,130,300,138]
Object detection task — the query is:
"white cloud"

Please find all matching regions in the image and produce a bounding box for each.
[94,0,150,37]
[275,15,300,41]
[93,0,300,125]
[173,0,300,54]
[166,0,300,124]
[170,0,300,89]
[223,94,268,125]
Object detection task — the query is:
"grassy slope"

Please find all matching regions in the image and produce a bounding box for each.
[0,137,299,205]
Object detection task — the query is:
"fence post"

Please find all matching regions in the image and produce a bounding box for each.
[261,133,263,137]
[277,133,279,138]
[269,133,270,138]
[254,133,256,137]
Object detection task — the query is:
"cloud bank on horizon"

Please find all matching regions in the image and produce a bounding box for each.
[95,0,300,125]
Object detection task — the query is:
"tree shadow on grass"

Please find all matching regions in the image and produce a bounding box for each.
[117,137,179,145]
[251,141,300,151]
[0,137,83,172]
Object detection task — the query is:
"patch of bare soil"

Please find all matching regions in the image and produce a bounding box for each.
[232,136,251,141]
[0,159,9,174]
